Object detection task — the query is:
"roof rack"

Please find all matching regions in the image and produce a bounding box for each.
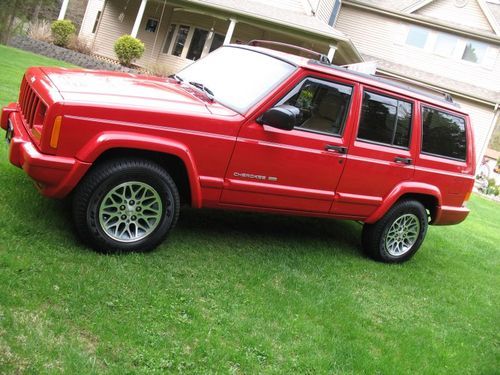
[248,40,331,65]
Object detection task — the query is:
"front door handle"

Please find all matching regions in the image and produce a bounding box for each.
[325,145,347,154]
[394,157,412,165]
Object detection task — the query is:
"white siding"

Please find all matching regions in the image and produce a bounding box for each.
[315,0,335,24]
[79,0,105,42]
[415,0,495,34]
[335,6,500,92]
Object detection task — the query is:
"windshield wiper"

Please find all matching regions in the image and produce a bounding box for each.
[189,81,214,101]
[168,74,183,83]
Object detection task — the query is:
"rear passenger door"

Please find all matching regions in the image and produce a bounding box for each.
[332,87,417,217]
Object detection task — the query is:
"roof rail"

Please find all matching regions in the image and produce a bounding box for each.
[248,40,331,64]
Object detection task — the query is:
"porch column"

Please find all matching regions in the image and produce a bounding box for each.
[131,0,148,38]
[327,43,337,62]
[58,0,70,20]
[224,19,237,45]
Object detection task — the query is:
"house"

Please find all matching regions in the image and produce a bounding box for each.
[334,0,500,166]
[74,0,362,72]
[59,0,499,166]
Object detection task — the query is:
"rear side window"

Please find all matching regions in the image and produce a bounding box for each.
[421,107,466,161]
[357,91,412,148]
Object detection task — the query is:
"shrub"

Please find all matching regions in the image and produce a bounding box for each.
[114,35,145,67]
[146,63,172,78]
[51,20,76,47]
[28,20,52,43]
[67,35,92,55]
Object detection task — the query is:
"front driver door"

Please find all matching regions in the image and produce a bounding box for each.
[220,76,357,213]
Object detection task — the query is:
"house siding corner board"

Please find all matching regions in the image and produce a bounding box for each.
[335,6,500,93]
[415,0,495,34]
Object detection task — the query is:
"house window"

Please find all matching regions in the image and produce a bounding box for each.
[462,40,487,63]
[163,23,226,60]
[91,11,101,34]
[434,33,457,57]
[145,18,158,33]
[209,33,224,53]
[172,25,190,57]
[406,26,428,48]
[186,28,209,61]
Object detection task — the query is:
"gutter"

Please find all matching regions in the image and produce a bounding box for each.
[343,0,500,45]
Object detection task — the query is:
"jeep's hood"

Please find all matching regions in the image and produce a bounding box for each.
[39,67,237,117]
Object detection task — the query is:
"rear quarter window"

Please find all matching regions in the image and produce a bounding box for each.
[421,107,467,161]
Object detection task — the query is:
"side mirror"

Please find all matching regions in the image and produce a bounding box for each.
[258,105,300,131]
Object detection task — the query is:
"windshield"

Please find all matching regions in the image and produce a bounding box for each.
[177,46,297,114]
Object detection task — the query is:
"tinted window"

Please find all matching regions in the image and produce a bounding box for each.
[186,28,208,61]
[357,91,412,148]
[172,25,190,57]
[282,78,352,136]
[422,107,466,160]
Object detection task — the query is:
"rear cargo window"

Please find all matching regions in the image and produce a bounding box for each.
[421,107,466,161]
[357,91,412,148]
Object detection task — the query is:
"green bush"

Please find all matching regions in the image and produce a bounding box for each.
[114,35,145,67]
[51,20,76,47]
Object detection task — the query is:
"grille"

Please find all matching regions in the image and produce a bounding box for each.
[18,76,46,130]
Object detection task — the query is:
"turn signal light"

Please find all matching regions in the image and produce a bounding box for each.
[464,191,472,202]
[50,116,62,148]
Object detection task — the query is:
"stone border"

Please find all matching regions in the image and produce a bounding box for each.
[8,35,140,73]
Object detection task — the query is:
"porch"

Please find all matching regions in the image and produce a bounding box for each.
[81,0,362,74]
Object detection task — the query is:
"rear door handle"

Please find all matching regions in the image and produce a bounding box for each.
[394,157,412,165]
[325,145,347,154]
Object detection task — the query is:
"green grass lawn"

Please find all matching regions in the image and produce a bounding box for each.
[0,45,499,374]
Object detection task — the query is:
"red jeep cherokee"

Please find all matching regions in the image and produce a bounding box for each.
[1,43,475,263]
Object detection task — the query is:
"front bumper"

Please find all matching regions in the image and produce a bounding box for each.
[3,106,91,198]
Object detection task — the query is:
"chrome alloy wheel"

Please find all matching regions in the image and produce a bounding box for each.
[98,181,163,243]
[384,214,420,256]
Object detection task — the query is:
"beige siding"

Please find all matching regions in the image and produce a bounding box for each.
[415,0,494,33]
[251,0,306,13]
[455,99,497,164]
[315,0,334,24]
[335,6,500,92]
[79,0,104,42]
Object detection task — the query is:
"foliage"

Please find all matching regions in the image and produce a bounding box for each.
[50,19,75,47]
[146,63,173,78]
[486,178,499,196]
[0,46,499,374]
[114,34,145,67]
[67,35,91,55]
[27,19,51,42]
[0,0,59,43]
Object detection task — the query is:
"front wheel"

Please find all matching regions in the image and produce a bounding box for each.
[362,200,428,263]
[72,158,180,253]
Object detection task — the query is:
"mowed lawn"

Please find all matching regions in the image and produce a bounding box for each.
[0,45,499,374]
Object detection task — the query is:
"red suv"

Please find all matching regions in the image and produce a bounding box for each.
[1,43,475,262]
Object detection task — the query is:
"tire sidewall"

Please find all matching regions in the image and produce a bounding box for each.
[85,166,177,253]
[378,201,428,263]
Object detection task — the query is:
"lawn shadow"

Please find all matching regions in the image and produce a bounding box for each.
[175,207,363,258]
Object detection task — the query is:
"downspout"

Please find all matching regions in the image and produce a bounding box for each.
[151,0,167,59]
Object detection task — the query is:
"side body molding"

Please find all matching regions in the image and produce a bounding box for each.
[365,182,442,224]
[76,131,202,208]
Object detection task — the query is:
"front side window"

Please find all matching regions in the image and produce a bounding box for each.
[422,107,466,160]
[357,91,412,148]
[434,33,457,57]
[406,26,428,49]
[281,78,352,136]
[177,46,296,113]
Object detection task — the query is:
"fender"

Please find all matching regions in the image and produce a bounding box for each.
[75,131,203,208]
[365,182,442,224]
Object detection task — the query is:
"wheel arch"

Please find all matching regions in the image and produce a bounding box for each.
[365,182,442,224]
[74,132,202,207]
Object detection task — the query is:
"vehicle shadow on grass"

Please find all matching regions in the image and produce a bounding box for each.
[174,208,363,258]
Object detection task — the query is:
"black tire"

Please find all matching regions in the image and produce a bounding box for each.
[72,158,180,253]
[362,200,428,263]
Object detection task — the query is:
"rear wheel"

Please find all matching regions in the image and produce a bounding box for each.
[73,158,180,253]
[362,200,428,263]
